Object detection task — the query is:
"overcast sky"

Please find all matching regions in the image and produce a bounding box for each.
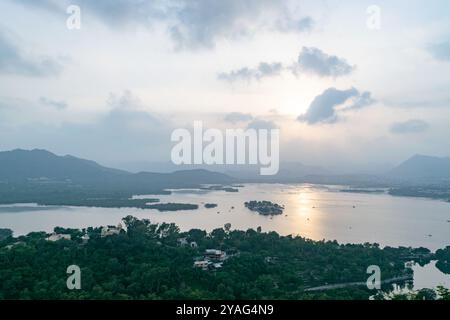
[0,0,450,172]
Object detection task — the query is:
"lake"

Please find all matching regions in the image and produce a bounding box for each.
[1,183,450,290]
[2,184,450,249]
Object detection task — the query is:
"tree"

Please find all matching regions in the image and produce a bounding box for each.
[0,228,13,241]
[415,288,437,300]
[436,286,450,300]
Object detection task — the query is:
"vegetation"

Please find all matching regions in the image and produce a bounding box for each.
[40,198,161,209]
[0,150,237,212]
[389,186,450,201]
[374,286,450,300]
[0,216,430,300]
[245,201,284,216]
[0,184,201,211]
[146,203,199,211]
[0,229,13,241]
[340,189,385,194]
[0,183,168,206]
[436,246,450,274]
[201,185,239,193]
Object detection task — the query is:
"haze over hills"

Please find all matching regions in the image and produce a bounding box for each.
[117,161,331,183]
[0,149,128,181]
[1,149,450,190]
[0,149,234,192]
[389,154,450,181]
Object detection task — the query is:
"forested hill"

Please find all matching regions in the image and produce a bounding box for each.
[0,216,429,300]
[0,149,234,196]
[389,154,450,181]
[0,149,127,181]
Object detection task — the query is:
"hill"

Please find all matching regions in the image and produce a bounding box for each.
[389,154,450,182]
[0,149,234,197]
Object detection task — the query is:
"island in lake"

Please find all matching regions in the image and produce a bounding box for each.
[201,185,239,193]
[244,200,284,216]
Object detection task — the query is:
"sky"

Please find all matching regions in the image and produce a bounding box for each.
[0,0,450,173]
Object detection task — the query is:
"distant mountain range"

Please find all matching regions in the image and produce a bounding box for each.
[116,161,331,183]
[1,149,449,191]
[388,154,450,182]
[0,149,127,181]
[0,149,234,193]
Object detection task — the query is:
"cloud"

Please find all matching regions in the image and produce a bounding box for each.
[168,1,315,49]
[39,97,67,110]
[428,41,450,61]
[103,90,162,130]
[277,16,315,33]
[218,62,283,82]
[293,47,355,78]
[247,119,277,130]
[79,0,164,28]
[219,46,355,83]
[297,17,315,32]
[0,29,63,77]
[13,0,62,12]
[346,91,376,110]
[13,0,160,24]
[106,90,142,110]
[12,0,314,49]
[0,91,173,163]
[298,87,374,124]
[390,119,429,134]
[224,112,253,124]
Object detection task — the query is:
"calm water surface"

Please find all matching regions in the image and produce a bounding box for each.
[1,184,450,250]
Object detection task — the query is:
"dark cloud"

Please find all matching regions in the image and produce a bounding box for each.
[247,119,277,130]
[13,0,63,12]
[219,46,355,83]
[0,30,63,77]
[346,91,376,110]
[224,112,253,124]
[429,41,450,61]
[297,17,315,32]
[78,0,164,27]
[218,62,283,82]
[169,0,258,49]
[168,1,314,49]
[298,87,374,125]
[293,47,355,78]
[0,91,172,163]
[39,97,67,110]
[277,16,314,33]
[13,0,160,24]
[12,0,314,49]
[390,119,429,134]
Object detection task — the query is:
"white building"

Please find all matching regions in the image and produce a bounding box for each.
[46,233,71,242]
[205,249,226,261]
[193,260,210,270]
[177,238,188,247]
[5,241,25,250]
[101,224,123,237]
[81,234,90,244]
